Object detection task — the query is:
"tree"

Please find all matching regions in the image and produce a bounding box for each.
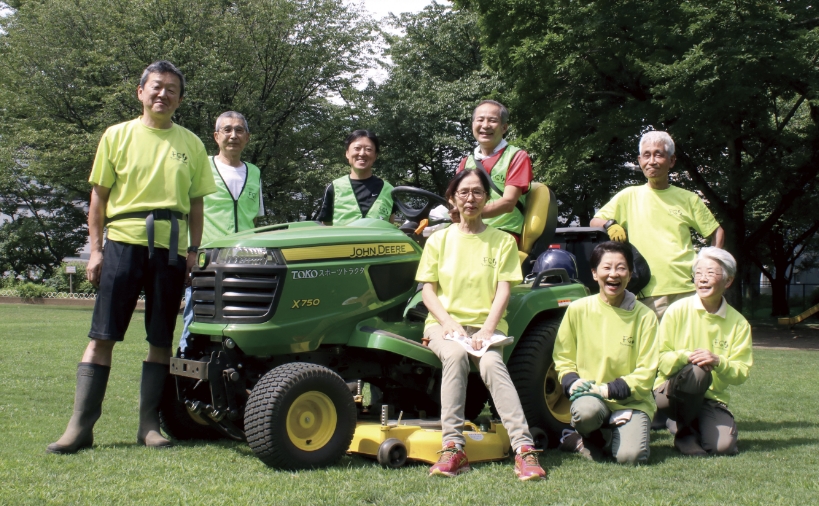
[750,191,819,316]
[457,0,819,307]
[0,0,374,271]
[370,3,502,196]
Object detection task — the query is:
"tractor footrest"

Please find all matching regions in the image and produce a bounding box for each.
[170,357,209,380]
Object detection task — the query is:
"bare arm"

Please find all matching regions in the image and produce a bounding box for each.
[470,281,512,349]
[710,225,725,248]
[590,217,607,228]
[187,197,204,278]
[86,185,110,287]
[481,185,523,219]
[421,282,466,340]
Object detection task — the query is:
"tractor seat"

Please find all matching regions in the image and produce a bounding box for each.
[518,183,558,276]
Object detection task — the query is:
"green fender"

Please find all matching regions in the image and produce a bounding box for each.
[347,317,441,367]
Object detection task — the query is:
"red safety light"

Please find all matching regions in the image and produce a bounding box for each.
[549,244,561,249]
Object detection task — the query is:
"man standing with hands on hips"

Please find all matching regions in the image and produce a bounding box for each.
[591,131,724,321]
[179,111,264,355]
[47,61,217,454]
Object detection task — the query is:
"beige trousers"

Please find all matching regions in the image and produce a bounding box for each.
[639,291,695,321]
[425,324,534,451]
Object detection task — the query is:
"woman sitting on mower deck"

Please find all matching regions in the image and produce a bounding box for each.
[653,247,752,456]
[415,169,546,481]
[553,241,658,465]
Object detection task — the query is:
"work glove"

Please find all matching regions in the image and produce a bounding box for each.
[569,378,589,396]
[569,380,609,401]
[606,224,627,242]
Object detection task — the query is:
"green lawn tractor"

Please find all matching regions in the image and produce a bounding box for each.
[162,185,589,469]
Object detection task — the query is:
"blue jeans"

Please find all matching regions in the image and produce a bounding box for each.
[179,285,194,352]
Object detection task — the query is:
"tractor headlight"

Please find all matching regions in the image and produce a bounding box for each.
[213,247,281,265]
[197,251,208,268]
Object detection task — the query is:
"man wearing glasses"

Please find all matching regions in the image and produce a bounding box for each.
[179,111,264,355]
[47,61,217,454]
[590,131,725,321]
[456,100,533,244]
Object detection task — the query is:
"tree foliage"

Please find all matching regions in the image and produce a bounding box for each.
[0,0,374,270]
[457,0,819,305]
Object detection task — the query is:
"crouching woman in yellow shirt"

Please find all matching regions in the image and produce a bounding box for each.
[416,169,546,481]
[554,241,658,464]
[653,247,752,456]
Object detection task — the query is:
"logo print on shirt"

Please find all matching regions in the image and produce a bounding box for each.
[171,150,188,164]
[621,336,634,346]
[482,257,497,267]
[668,207,684,217]
[713,338,728,350]
[248,191,257,200]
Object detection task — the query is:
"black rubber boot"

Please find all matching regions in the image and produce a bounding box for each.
[137,361,173,448]
[46,363,110,454]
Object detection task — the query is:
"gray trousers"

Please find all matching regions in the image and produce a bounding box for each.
[571,396,651,465]
[426,324,534,451]
[638,291,695,321]
[654,364,738,455]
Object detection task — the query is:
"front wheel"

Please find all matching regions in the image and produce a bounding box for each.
[507,318,572,448]
[244,362,356,469]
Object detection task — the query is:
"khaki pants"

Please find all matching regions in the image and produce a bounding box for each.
[654,364,738,455]
[425,324,534,451]
[639,291,695,321]
[571,396,651,465]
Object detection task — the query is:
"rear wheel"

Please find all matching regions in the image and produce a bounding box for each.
[244,362,356,469]
[507,318,572,448]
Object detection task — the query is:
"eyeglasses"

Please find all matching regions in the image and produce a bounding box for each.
[455,189,487,200]
[218,126,247,135]
[693,270,723,281]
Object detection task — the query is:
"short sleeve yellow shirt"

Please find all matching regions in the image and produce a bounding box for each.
[595,184,719,297]
[89,119,217,256]
[415,225,523,334]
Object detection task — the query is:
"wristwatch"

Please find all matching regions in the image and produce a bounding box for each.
[187,245,199,254]
[603,219,618,230]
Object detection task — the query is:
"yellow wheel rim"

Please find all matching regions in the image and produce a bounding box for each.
[286,391,337,451]
[544,363,572,424]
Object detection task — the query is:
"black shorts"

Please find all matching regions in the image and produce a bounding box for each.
[89,240,186,348]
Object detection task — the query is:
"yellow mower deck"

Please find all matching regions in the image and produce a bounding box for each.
[348,419,511,467]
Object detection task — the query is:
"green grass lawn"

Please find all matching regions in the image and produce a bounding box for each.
[1,304,817,505]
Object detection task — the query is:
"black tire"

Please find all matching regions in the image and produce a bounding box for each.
[377,438,408,468]
[159,377,221,441]
[244,362,356,469]
[507,317,572,448]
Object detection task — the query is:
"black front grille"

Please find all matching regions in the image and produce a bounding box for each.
[191,265,285,324]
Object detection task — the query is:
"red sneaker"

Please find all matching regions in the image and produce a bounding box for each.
[515,445,547,481]
[429,441,470,477]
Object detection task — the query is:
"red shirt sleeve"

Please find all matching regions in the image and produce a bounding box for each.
[457,157,467,173]
[482,148,533,194]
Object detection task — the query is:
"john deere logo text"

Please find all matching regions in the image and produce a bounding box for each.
[482,257,497,267]
[350,244,410,258]
[621,336,634,346]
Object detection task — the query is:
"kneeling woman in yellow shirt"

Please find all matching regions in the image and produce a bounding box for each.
[415,169,546,481]
[653,247,752,456]
[554,241,658,464]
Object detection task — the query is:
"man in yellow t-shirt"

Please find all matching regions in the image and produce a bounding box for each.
[47,61,217,455]
[653,248,752,456]
[590,131,725,321]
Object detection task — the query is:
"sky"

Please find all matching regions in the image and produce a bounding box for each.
[347,0,447,19]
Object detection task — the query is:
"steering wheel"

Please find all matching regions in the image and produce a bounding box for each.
[391,186,450,222]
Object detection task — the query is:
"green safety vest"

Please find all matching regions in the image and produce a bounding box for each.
[464,145,529,234]
[201,157,261,244]
[331,175,394,226]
